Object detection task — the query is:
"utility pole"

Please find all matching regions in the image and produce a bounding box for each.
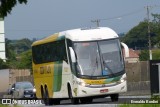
[91,19,100,27]
[91,17,122,27]
[146,6,152,60]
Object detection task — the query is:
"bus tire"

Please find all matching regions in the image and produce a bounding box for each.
[53,99,60,105]
[68,85,79,104]
[80,98,93,104]
[44,87,53,105]
[110,94,119,102]
[41,86,44,99]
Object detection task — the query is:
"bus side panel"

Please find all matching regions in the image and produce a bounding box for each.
[33,62,54,98]
[53,61,62,92]
[52,61,72,98]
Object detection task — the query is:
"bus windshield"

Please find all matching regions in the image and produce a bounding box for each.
[73,39,124,78]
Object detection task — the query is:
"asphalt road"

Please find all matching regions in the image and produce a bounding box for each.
[17,96,151,107]
[18,98,118,107]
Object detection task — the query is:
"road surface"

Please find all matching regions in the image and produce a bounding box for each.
[16,96,151,107]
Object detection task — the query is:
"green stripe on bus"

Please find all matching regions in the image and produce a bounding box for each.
[104,75,122,83]
[57,35,65,40]
[53,61,62,92]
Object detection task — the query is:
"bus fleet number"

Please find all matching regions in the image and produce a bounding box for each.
[40,66,51,74]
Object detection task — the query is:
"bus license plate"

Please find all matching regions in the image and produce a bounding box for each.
[100,89,108,93]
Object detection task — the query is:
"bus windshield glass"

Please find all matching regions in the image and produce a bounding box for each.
[73,39,124,77]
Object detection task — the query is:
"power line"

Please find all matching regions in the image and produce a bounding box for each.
[91,8,145,27]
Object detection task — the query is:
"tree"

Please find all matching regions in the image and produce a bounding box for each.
[16,49,32,70]
[5,38,33,69]
[139,50,149,61]
[151,13,160,48]
[139,49,160,61]
[5,38,16,60]
[0,0,27,18]
[121,14,160,49]
[121,21,148,49]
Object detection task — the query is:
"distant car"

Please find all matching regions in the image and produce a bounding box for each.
[9,81,36,99]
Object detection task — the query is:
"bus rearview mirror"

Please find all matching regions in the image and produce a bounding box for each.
[69,47,76,63]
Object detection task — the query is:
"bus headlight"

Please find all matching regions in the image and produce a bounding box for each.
[117,77,126,84]
[78,82,90,87]
[120,79,125,83]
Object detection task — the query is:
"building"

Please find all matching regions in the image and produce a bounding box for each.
[123,48,140,63]
[0,17,6,61]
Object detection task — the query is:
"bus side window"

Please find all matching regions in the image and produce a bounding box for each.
[32,40,68,64]
[58,40,68,63]
[66,39,72,64]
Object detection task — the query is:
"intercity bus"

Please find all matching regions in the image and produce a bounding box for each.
[32,27,127,105]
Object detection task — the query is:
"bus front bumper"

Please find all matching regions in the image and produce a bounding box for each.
[73,81,127,98]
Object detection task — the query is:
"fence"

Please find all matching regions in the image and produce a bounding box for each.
[123,61,150,95]
[16,75,34,85]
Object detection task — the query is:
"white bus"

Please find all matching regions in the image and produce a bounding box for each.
[32,27,127,105]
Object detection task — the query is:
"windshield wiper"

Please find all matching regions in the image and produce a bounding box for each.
[102,55,115,76]
[91,56,98,77]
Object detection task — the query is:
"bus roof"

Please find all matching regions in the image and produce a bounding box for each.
[32,27,118,46]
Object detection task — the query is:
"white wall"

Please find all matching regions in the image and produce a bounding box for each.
[0,18,4,33]
[0,18,6,60]
[0,69,9,92]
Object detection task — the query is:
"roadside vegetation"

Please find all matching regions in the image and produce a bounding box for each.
[0,38,33,70]
[0,104,8,107]
[119,104,160,107]
[121,13,160,61]
[119,96,160,107]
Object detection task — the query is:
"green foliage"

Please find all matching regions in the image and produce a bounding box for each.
[139,49,160,61]
[121,21,148,49]
[5,39,16,60]
[0,0,27,18]
[12,38,32,54]
[0,104,9,107]
[121,14,160,49]
[5,50,32,71]
[152,49,160,60]
[6,38,32,55]
[5,38,33,70]
[16,49,32,70]
[139,50,149,61]
[119,104,160,107]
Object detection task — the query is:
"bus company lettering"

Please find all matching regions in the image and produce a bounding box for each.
[40,66,51,74]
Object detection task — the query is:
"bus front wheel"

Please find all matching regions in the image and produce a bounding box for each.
[80,98,93,104]
[53,99,60,105]
[68,86,79,104]
[110,94,119,102]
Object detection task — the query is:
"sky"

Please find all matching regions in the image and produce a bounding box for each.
[4,0,160,40]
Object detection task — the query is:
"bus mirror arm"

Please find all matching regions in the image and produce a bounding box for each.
[69,47,76,63]
[121,42,129,58]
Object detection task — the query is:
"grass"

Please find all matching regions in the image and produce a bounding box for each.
[0,104,22,107]
[119,95,160,107]
[119,104,160,107]
[0,104,9,107]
